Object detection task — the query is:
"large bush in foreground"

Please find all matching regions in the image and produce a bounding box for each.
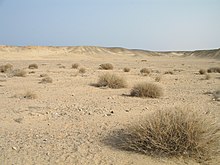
[112,107,220,163]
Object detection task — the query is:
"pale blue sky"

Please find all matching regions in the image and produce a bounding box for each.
[0,0,219,50]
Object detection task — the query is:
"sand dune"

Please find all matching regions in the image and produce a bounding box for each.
[0,45,219,60]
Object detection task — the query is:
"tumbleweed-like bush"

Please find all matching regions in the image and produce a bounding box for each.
[96,73,127,89]
[110,107,220,163]
[207,67,220,73]
[23,91,37,99]
[123,67,130,72]
[0,63,13,73]
[99,63,114,70]
[140,68,150,76]
[79,67,86,74]
[72,63,79,69]
[40,76,53,83]
[130,82,163,98]
[199,69,206,75]
[12,69,27,77]
[28,63,38,69]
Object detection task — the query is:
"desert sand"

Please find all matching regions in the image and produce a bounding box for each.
[0,46,219,165]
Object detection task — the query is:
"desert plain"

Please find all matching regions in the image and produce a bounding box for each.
[0,46,219,165]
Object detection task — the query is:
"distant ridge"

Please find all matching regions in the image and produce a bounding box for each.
[0,45,219,59]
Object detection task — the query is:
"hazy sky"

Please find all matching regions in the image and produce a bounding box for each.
[0,0,219,51]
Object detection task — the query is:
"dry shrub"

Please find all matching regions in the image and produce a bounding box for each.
[23,91,37,99]
[12,69,27,77]
[199,69,206,75]
[79,67,86,74]
[164,71,174,75]
[99,63,114,70]
[111,107,220,163]
[59,65,65,69]
[0,63,13,73]
[213,90,220,101]
[40,74,48,77]
[29,71,35,74]
[207,67,220,73]
[130,82,163,98]
[72,63,79,69]
[40,76,52,83]
[28,63,38,69]
[123,67,130,72]
[140,68,150,76]
[205,74,211,80]
[155,76,162,82]
[96,73,127,89]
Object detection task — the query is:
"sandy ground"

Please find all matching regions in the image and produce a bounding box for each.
[0,46,219,165]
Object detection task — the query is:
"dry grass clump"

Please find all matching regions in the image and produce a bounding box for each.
[155,76,162,82]
[79,67,86,74]
[207,67,220,73]
[199,69,206,75]
[213,90,220,101]
[130,82,163,98]
[123,67,130,72]
[72,63,79,69]
[0,63,13,73]
[99,63,114,70]
[14,91,37,99]
[205,74,211,80]
[40,74,48,77]
[96,73,127,89]
[23,91,37,99]
[112,107,220,162]
[164,71,174,75]
[140,68,150,76]
[40,76,53,83]
[12,69,27,77]
[59,65,65,69]
[28,63,38,69]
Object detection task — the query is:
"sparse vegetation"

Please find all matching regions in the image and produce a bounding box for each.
[199,69,206,75]
[164,71,174,75]
[96,73,127,89]
[99,63,114,70]
[213,90,220,101]
[0,63,13,73]
[79,67,86,74]
[14,91,37,99]
[28,63,38,69]
[29,71,35,74]
[140,68,150,76]
[130,82,163,98]
[23,91,37,99]
[207,67,220,73]
[123,67,130,72]
[72,63,79,69]
[40,76,53,83]
[12,69,27,77]
[113,107,220,163]
[59,65,66,69]
[40,74,48,77]
[205,74,211,80]
[155,76,162,82]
